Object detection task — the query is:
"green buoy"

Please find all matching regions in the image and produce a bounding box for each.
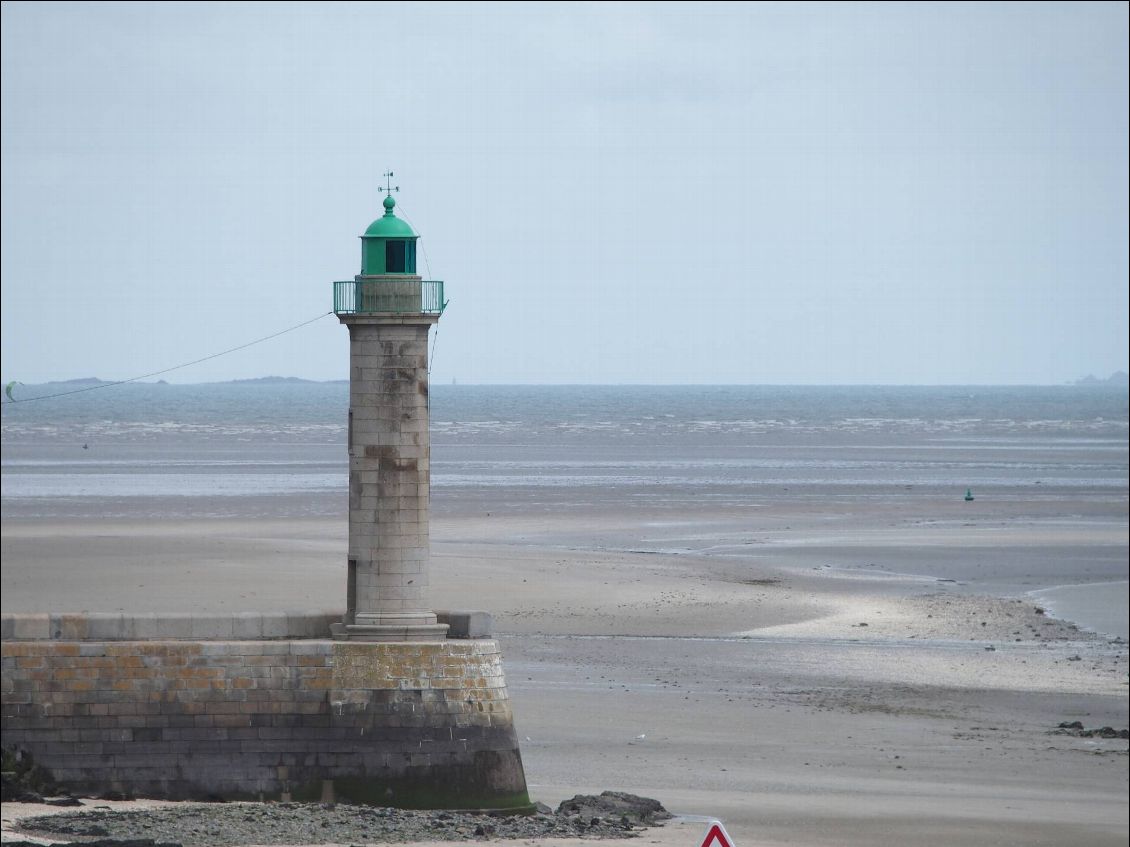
[964,488,974,501]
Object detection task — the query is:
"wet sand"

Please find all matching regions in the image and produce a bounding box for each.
[2,487,1128,846]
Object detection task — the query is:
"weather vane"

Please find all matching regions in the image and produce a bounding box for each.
[381,171,400,197]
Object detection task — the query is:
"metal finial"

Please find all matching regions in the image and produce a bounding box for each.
[381,171,400,197]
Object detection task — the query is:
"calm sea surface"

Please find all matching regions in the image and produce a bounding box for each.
[2,383,1126,493]
[3,383,1127,636]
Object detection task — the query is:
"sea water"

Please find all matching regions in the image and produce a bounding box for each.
[3,383,1127,636]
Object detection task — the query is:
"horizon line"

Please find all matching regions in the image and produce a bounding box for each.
[3,375,1127,389]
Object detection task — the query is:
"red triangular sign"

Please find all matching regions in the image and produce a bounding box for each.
[700,822,735,847]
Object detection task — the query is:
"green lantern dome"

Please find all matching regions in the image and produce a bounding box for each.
[360,192,418,274]
[363,195,417,239]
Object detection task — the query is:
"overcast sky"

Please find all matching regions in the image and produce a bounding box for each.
[2,2,1127,385]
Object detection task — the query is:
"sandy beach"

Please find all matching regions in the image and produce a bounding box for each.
[3,478,1127,847]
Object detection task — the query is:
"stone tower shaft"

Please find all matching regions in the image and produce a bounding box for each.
[340,312,447,640]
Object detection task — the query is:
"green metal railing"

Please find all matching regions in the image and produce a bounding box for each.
[333,280,446,316]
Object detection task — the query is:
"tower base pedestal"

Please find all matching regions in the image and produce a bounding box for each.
[336,623,450,642]
[334,612,450,642]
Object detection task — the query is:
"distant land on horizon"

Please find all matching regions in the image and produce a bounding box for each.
[1073,371,1129,386]
[14,372,1130,388]
[30,376,351,387]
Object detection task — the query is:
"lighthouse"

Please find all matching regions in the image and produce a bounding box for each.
[334,180,448,641]
[327,179,530,809]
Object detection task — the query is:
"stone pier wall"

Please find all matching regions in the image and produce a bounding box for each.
[0,614,528,809]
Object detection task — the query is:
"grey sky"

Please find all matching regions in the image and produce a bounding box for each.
[2,1,1127,385]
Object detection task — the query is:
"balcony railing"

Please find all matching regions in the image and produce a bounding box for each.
[333,280,446,316]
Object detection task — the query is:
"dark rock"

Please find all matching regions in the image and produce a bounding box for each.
[1094,726,1127,739]
[43,795,84,807]
[555,791,672,824]
[1054,722,1130,740]
[1,747,61,802]
[2,787,44,803]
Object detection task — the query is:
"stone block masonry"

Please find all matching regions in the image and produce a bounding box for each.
[1,616,529,810]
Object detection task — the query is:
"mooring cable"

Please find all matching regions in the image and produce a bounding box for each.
[3,311,336,404]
